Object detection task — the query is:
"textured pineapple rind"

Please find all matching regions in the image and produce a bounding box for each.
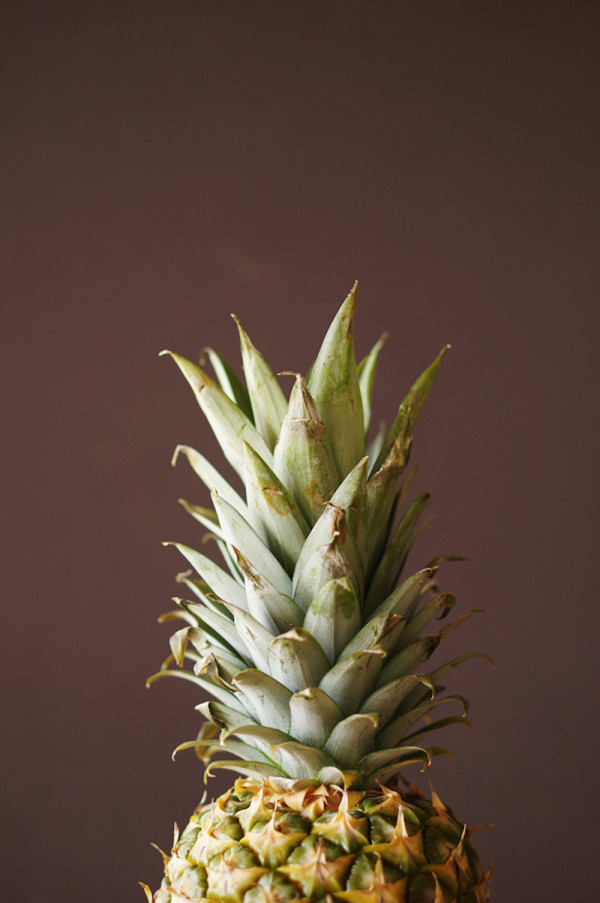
[152,778,490,903]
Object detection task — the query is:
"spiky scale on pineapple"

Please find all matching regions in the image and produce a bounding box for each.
[145,287,492,901]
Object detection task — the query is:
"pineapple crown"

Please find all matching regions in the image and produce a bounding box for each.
[148,284,490,790]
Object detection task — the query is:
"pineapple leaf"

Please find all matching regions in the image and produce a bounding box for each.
[242,441,309,574]
[273,374,338,524]
[330,456,369,565]
[360,675,432,728]
[292,456,368,599]
[365,492,432,613]
[303,577,362,664]
[268,628,330,693]
[373,344,450,473]
[233,548,304,633]
[169,626,192,668]
[319,648,385,716]
[377,634,441,687]
[196,699,257,732]
[164,542,248,610]
[358,744,435,779]
[214,737,280,768]
[272,741,336,780]
[212,492,292,597]
[172,444,250,521]
[233,314,288,451]
[292,508,363,612]
[289,687,344,748]
[160,351,272,478]
[222,724,295,758]
[206,759,286,780]
[200,345,253,421]
[146,668,246,713]
[307,283,364,479]
[402,714,473,748]
[369,568,437,621]
[178,499,223,538]
[357,332,388,436]
[427,652,496,687]
[399,592,456,649]
[338,612,405,660]
[377,694,470,749]
[179,599,250,661]
[324,713,379,767]
[232,669,292,733]
[221,602,277,673]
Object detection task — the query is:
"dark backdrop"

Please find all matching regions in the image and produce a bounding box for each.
[2,2,599,901]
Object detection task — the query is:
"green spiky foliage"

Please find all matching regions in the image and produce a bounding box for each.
[143,285,491,903]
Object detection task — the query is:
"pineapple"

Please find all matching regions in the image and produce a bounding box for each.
[142,285,492,903]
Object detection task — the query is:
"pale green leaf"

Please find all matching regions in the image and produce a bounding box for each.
[330,456,369,565]
[373,345,450,473]
[165,542,247,610]
[399,592,456,648]
[273,374,338,524]
[303,577,362,664]
[427,652,496,688]
[272,742,336,780]
[177,599,249,662]
[212,492,292,597]
[292,508,363,613]
[233,315,288,451]
[146,668,246,713]
[360,674,430,728]
[200,345,253,420]
[224,603,277,673]
[289,687,344,748]
[193,649,244,686]
[196,700,256,732]
[319,648,385,716]
[369,568,437,621]
[307,283,364,478]
[242,442,309,575]
[178,499,223,538]
[377,635,441,687]
[324,713,378,767]
[358,744,434,778]
[267,628,330,693]
[206,759,285,780]
[364,492,431,613]
[339,612,405,660]
[214,737,279,768]
[232,669,292,733]
[357,332,388,435]
[172,444,250,522]
[223,724,294,758]
[233,548,304,633]
[377,694,469,748]
[160,351,272,478]
[169,626,191,668]
[403,715,473,748]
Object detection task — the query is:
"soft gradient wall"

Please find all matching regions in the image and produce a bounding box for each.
[3,2,598,901]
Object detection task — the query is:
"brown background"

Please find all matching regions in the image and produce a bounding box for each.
[2,2,599,901]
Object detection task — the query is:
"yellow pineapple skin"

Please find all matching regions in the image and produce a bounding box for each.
[147,779,490,903]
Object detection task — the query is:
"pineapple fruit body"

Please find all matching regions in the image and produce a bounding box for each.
[144,286,491,902]
[153,780,488,903]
